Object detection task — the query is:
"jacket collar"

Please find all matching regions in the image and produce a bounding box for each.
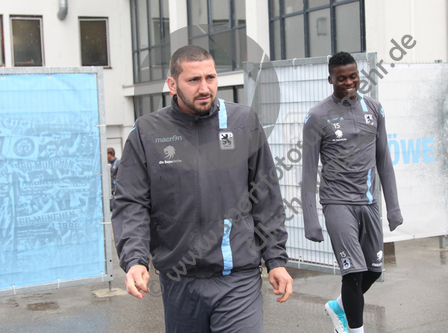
[331,93,361,107]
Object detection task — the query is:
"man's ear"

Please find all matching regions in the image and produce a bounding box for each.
[328,75,333,84]
[167,77,177,95]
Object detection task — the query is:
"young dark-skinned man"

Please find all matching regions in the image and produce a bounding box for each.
[301,52,403,333]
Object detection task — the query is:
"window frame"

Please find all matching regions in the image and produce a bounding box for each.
[269,0,365,60]
[130,0,170,84]
[217,85,244,104]
[10,16,45,67]
[0,16,4,66]
[134,92,171,119]
[79,17,111,68]
[187,0,247,73]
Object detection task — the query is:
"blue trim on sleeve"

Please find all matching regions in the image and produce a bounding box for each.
[366,169,373,204]
[380,107,385,118]
[218,99,227,129]
[221,219,233,276]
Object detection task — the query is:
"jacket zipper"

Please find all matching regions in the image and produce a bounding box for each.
[195,117,203,267]
[351,104,358,133]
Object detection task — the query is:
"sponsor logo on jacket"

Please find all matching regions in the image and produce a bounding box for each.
[159,145,182,165]
[155,135,183,143]
[332,130,347,142]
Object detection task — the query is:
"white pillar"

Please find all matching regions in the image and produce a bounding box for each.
[168,0,189,54]
[245,0,270,60]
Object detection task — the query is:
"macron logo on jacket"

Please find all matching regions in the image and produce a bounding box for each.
[155,135,183,143]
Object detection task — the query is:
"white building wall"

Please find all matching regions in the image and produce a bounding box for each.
[0,0,134,157]
[365,0,448,63]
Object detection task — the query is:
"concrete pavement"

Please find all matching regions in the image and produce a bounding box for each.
[1,236,447,332]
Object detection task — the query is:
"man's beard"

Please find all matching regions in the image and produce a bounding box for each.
[177,86,213,114]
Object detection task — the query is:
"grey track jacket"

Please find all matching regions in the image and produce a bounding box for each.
[112,97,288,279]
[301,94,403,242]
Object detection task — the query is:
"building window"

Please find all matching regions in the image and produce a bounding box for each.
[0,16,4,66]
[217,86,244,104]
[134,92,171,118]
[187,0,247,73]
[79,18,110,67]
[11,16,44,67]
[130,0,170,83]
[269,0,365,60]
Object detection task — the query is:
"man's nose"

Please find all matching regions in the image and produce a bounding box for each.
[198,79,209,93]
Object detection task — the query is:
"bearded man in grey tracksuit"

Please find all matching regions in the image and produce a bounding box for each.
[112,45,293,333]
[301,52,403,333]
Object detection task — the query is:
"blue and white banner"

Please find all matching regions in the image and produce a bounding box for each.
[0,74,105,290]
[379,64,448,241]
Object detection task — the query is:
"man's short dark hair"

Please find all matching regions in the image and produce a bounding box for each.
[170,45,214,81]
[107,147,115,156]
[328,52,356,75]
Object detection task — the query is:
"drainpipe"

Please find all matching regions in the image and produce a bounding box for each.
[57,0,68,20]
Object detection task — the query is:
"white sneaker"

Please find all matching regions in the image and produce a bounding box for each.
[325,300,349,333]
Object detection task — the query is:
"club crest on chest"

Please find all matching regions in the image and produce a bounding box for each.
[219,131,235,150]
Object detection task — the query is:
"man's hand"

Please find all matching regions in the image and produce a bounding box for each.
[268,267,293,303]
[125,264,150,299]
